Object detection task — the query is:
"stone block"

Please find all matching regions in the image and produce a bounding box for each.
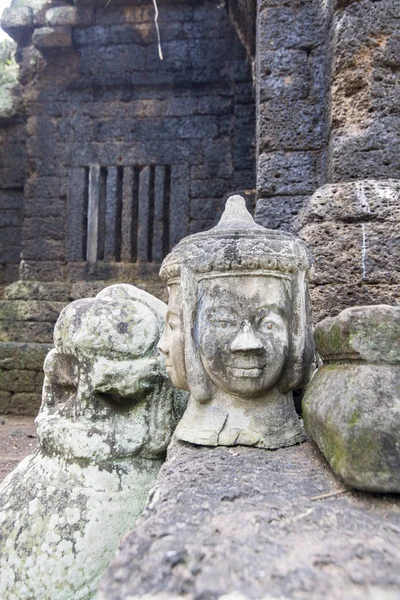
[0,369,39,393]
[189,198,224,221]
[328,119,400,181]
[46,7,79,27]
[190,179,228,199]
[258,3,324,52]
[257,151,317,196]
[78,44,146,76]
[297,181,400,308]
[0,246,21,264]
[0,321,55,344]
[0,342,52,370]
[4,281,70,301]
[309,282,400,322]
[303,305,400,493]
[0,300,67,322]
[0,167,25,189]
[0,191,24,211]
[32,26,73,49]
[8,392,41,415]
[0,391,11,413]
[255,196,307,232]
[21,238,65,262]
[73,24,144,47]
[259,101,325,152]
[1,6,33,32]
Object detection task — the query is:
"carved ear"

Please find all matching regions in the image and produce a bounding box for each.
[42,349,79,408]
[278,271,315,393]
[180,266,213,403]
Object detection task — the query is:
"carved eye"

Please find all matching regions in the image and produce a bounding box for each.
[218,319,236,329]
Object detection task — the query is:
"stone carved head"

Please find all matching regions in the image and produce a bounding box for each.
[37,284,187,461]
[159,196,314,448]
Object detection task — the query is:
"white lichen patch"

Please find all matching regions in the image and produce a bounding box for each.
[0,284,188,600]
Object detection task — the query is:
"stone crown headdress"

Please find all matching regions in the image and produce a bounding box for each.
[160,195,312,284]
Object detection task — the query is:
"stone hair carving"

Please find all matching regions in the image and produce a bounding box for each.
[159,195,314,449]
[0,284,187,600]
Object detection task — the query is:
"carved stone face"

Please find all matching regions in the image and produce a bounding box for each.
[157,284,188,391]
[196,276,290,398]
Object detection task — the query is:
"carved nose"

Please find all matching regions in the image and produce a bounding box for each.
[230,322,264,352]
[157,333,168,356]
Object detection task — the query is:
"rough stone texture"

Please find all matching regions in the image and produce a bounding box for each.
[99,439,400,600]
[255,0,331,232]
[0,272,170,414]
[303,305,400,493]
[328,0,400,182]
[296,180,400,321]
[0,416,38,482]
[45,7,79,27]
[32,26,73,49]
[159,196,314,449]
[3,0,255,282]
[0,105,26,287]
[0,342,50,414]
[0,284,187,600]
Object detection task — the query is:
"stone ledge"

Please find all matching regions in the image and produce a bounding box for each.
[99,439,400,600]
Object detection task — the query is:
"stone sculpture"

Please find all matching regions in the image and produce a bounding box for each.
[0,284,186,600]
[303,304,400,493]
[159,195,314,448]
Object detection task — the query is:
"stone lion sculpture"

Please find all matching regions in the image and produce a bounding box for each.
[0,284,187,600]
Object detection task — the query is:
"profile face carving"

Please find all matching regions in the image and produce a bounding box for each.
[158,284,188,391]
[159,195,314,449]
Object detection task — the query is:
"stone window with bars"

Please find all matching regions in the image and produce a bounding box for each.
[67,164,185,264]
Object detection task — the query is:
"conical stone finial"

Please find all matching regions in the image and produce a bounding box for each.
[216,194,255,226]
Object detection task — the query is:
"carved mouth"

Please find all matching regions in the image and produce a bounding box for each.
[230,366,265,378]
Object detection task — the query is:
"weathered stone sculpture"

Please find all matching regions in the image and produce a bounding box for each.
[0,284,186,600]
[159,195,314,448]
[303,305,400,493]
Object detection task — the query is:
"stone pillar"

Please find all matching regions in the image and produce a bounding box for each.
[254,0,332,232]
[297,0,400,321]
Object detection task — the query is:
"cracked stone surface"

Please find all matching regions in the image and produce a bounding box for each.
[98,439,400,600]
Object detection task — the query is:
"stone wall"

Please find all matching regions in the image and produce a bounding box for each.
[296,0,400,320]
[2,0,255,283]
[0,40,25,292]
[254,0,331,232]
[0,121,25,290]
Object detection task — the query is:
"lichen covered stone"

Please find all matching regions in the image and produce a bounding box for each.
[0,284,187,600]
[303,305,400,493]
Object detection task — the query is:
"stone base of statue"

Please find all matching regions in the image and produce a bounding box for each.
[303,305,400,493]
[176,390,305,448]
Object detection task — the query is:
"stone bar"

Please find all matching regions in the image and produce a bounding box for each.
[120,166,135,263]
[99,440,400,600]
[66,167,87,262]
[152,165,166,264]
[86,165,101,264]
[104,167,118,262]
[137,165,151,262]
